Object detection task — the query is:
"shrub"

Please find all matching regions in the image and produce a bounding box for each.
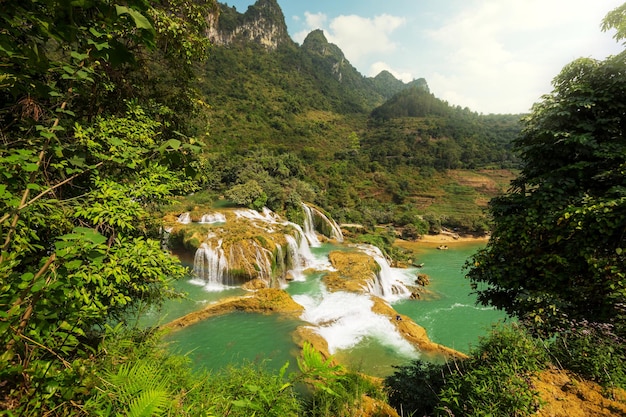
[384,324,549,417]
[436,323,548,417]
[385,360,449,416]
[550,320,626,389]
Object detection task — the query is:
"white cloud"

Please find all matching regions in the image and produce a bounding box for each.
[424,0,624,113]
[328,14,406,62]
[293,12,328,44]
[293,11,406,68]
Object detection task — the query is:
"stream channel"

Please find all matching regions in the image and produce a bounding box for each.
[144,240,508,378]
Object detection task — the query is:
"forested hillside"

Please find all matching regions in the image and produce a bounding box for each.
[2,0,625,415]
[193,0,522,234]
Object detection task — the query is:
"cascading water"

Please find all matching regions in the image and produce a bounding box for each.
[233,207,323,274]
[301,204,321,247]
[357,245,412,302]
[193,241,229,290]
[199,212,226,224]
[177,212,192,224]
[301,203,344,244]
[294,290,418,357]
[252,242,274,284]
[186,207,419,358]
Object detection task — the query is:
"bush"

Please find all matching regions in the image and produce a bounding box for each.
[437,324,548,417]
[550,320,626,389]
[305,371,386,417]
[385,360,449,416]
[384,324,549,417]
[225,180,268,210]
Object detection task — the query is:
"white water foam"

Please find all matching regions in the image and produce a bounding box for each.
[177,212,192,224]
[193,241,229,290]
[356,245,413,302]
[199,212,226,224]
[294,291,418,357]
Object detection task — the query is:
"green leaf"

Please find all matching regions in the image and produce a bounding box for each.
[158,138,181,152]
[23,163,39,172]
[70,51,89,61]
[115,6,154,32]
[21,272,35,282]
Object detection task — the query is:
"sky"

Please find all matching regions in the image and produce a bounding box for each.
[222,0,625,114]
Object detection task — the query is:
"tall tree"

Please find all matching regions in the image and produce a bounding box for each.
[466,23,626,334]
[0,0,215,413]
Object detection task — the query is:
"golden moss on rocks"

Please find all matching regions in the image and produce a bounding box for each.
[166,208,302,285]
[324,250,379,294]
[162,289,304,331]
[370,296,467,360]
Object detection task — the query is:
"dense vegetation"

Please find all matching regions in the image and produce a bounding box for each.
[0,0,221,413]
[467,52,626,337]
[385,6,626,417]
[2,0,625,414]
[192,0,522,235]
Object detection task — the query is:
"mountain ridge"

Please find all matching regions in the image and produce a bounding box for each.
[209,0,423,92]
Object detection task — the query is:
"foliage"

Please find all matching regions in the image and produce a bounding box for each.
[366,89,520,170]
[297,343,387,417]
[197,6,520,234]
[466,52,626,336]
[549,320,626,389]
[225,180,268,210]
[385,324,548,417]
[385,359,449,417]
[439,324,547,417]
[0,0,216,413]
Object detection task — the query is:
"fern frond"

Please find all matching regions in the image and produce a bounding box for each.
[127,388,170,417]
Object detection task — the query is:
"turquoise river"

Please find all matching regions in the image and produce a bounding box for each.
[146,241,508,377]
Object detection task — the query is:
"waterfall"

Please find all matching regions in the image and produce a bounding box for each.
[285,234,306,281]
[199,212,226,224]
[358,245,412,302]
[295,291,417,356]
[301,203,344,244]
[302,204,321,247]
[177,212,192,224]
[193,241,229,289]
[253,242,274,284]
[188,207,337,289]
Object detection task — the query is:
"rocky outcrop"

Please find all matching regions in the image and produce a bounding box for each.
[162,288,304,331]
[370,297,467,360]
[208,0,291,50]
[324,250,379,294]
[301,29,354,84]
[166,206,307,287]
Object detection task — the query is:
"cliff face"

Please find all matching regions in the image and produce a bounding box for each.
[208,0,292,50]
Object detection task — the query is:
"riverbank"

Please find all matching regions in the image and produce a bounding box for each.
[418,232,489,244]
[395,233,489,254]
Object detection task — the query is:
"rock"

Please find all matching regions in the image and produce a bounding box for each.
[242,278,268,290]
[162,289,304,331]
[324,250,379,294]
[370,296,467,360]
[415,273,430,286]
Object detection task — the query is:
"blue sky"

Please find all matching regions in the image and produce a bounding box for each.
[222,0,624,114]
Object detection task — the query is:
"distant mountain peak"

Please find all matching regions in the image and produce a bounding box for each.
[209,0,291,50]
[302,29,344,58]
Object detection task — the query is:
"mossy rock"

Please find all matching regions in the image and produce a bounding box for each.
[324,250,380,294]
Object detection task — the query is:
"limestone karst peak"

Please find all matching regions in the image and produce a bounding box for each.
[210,0,291,50]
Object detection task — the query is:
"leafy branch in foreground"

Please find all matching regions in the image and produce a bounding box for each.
[0,0,216,413]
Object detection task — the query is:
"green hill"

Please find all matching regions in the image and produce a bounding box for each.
[191,0,522,234]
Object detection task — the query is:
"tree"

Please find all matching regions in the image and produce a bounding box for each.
[466,46,626,334]
[0,0,215,413]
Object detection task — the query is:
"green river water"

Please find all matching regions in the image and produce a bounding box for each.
[154,241,508,377]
